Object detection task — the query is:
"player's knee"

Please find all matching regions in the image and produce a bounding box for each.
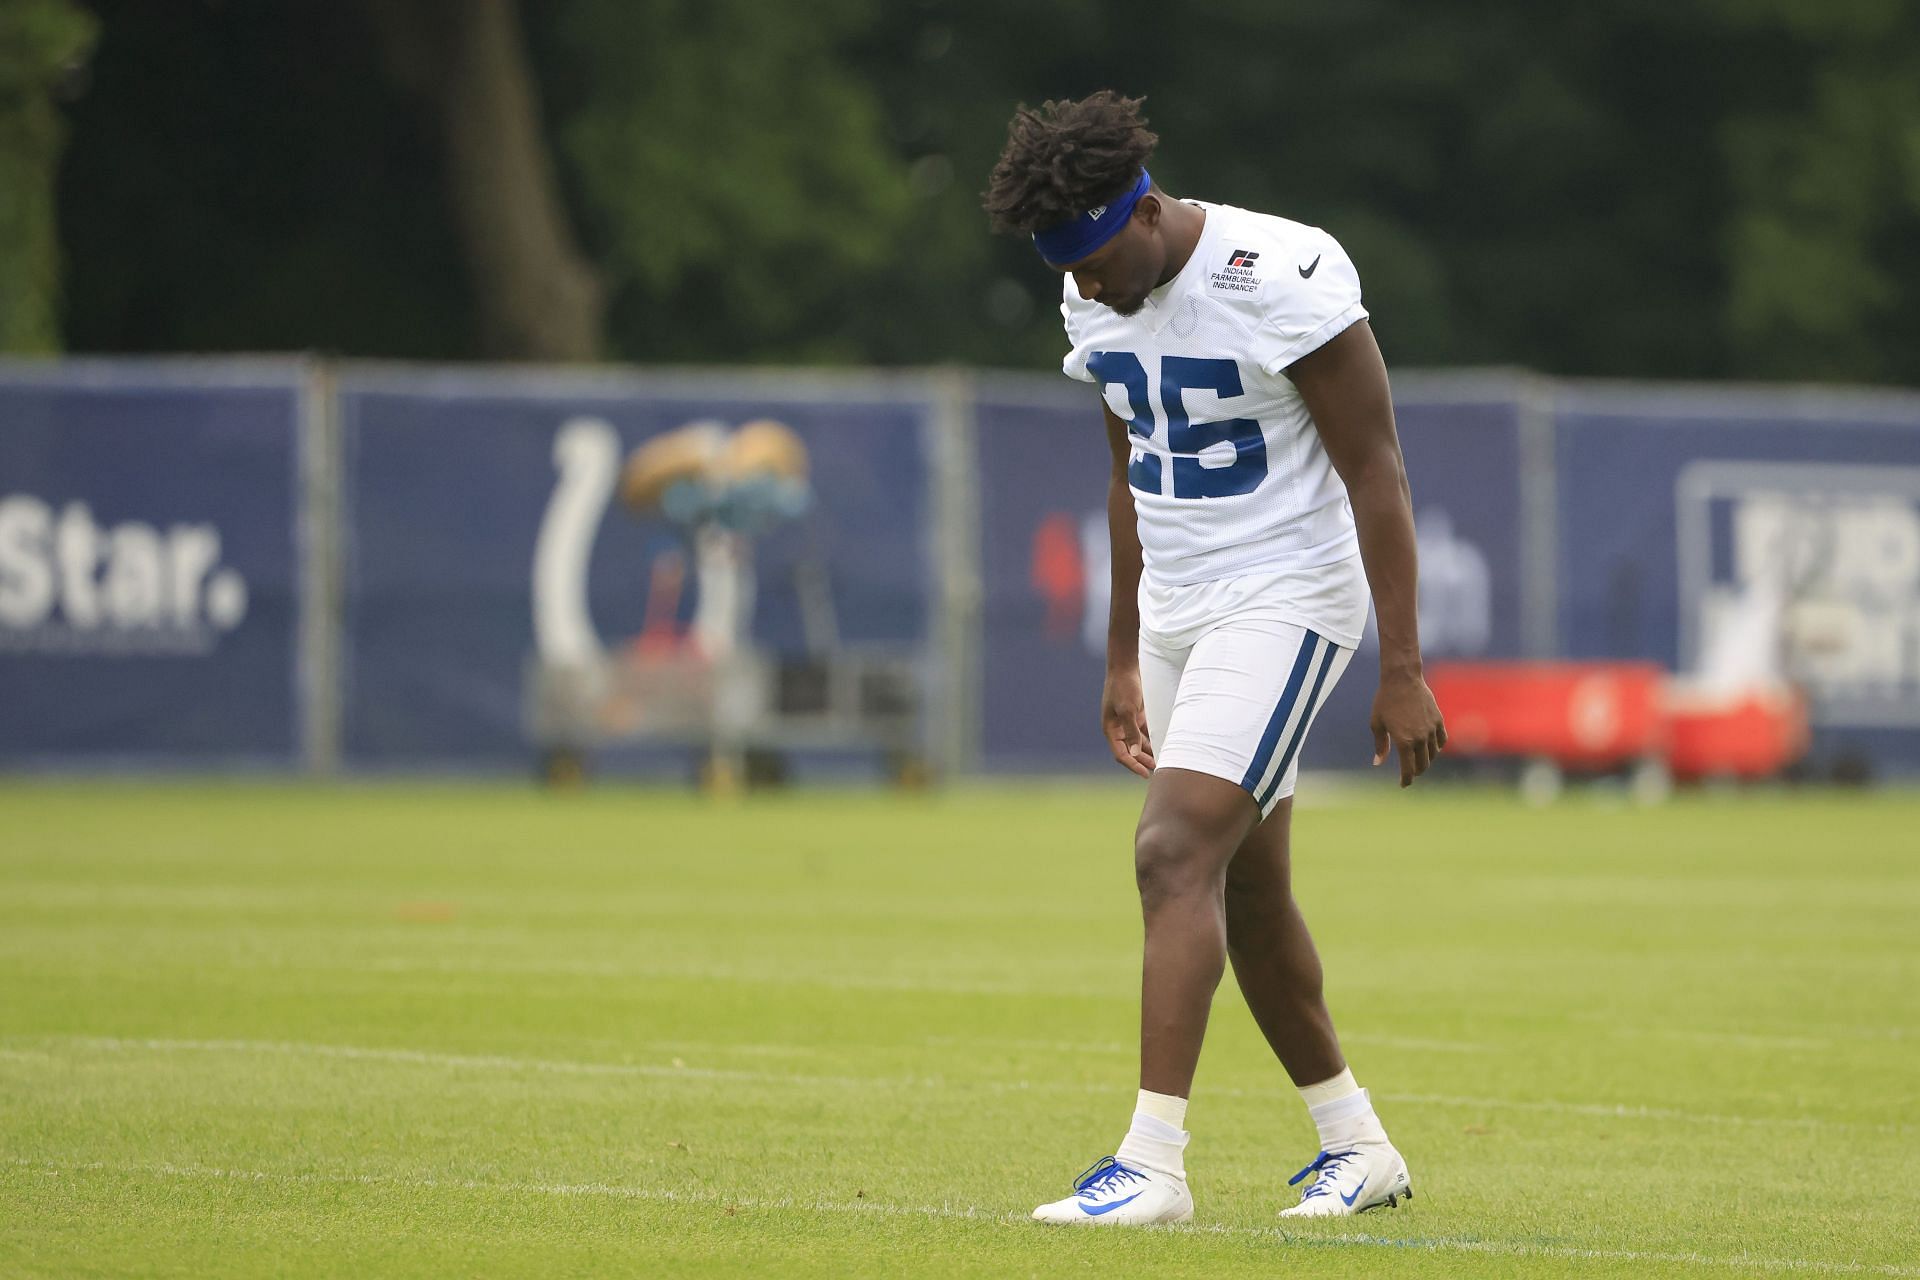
[1133,818,1218,910]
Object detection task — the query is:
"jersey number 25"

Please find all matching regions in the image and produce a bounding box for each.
[1087,352,1268,500]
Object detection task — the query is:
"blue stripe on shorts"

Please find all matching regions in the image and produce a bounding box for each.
[1257,640,1338,810]
[1237,629,1323,796]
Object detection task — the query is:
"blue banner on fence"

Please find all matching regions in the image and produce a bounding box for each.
[1555,387,1920,772]
[338,371,934,767]
[10,360,1913,779]
[1311,393,1529,771]
[0,364,304,766]
[975,389,1112,773]
[974,380,1528,774]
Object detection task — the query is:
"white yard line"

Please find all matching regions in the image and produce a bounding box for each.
[358,954,1086,997]
[920,1031,1489,1056]
[3,882,1107,923]
[6,1035,1907,1135]
[1373,1090,1894,1133]
[5,1154,1915,1277]
[1574,1013,1917,1048]
[1620,1027,1913,1053]
[1341,1032,1490,1055]
[28,1036,890,1089]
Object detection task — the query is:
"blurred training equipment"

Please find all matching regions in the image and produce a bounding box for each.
[1427,660,1809,800]
[526,415,923,789]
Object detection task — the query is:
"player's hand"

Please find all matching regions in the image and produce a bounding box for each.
[1371,674,1446,788]
[1101,665,1156,779]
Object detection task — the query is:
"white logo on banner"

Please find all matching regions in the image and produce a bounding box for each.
[1678,461,1920,727]
[1356,507,1494,658]
[1414,508,1492,656]
[531,418,621,667]
[0,495,249,655]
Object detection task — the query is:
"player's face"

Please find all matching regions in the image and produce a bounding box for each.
[1059,205,1167,317]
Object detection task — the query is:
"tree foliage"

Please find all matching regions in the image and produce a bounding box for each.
[854,0,1920,381]
[1715,1,1920,380]
[532,0,911,362]
[24,0,1920,383]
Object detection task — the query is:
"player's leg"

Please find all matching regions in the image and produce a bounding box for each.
[1037,617,1358,1224]
[1033,634,1256,1226]
[1031,766,1256,1226]
[1133,766,1259,1097]
[1222,799,1344,1085]
[1221,677,1414,1217]
[1122,627,1261,1101]
[1118,621,1336,1184]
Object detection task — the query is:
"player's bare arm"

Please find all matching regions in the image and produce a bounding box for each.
[1101,402,1154,778]
[1287,319,1447,787]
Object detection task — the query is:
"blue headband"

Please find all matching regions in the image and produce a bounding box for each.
[1032,169,1151,266]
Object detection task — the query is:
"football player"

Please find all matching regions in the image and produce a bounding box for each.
[983,90,1446,1224]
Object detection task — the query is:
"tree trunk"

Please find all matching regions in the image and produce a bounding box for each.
[0,0,96,352]
[362,0,602,362]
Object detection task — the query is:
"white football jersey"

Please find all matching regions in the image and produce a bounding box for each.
[1062,201,1367,590]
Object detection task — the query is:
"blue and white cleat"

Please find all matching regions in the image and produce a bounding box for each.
[1278,1143,1413,1217]
[1032,1156,1194,1226]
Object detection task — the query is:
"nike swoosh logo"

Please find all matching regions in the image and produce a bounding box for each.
[1299,255,1321,279]
[1078,1190,1144,1216]
[1340,1178,1367,1207]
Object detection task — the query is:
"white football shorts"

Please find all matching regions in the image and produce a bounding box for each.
[1139,574,1360,817]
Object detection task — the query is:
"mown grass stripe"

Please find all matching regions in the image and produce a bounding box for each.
[7,1155,1916,1278]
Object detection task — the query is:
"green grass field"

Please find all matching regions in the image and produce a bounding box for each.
[2,781,1917,1278]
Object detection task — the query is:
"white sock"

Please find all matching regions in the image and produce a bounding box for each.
[1135,1087,1187,1130]
[1298,1066,1358,1110]
[1298,1068,1389,1150]
[1115,1089,1189,1177]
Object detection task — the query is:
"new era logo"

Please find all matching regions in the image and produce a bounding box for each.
[1088,204,1109,221]
[1228,249,1260,268]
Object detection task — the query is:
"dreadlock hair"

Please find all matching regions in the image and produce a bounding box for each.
[982,90,1159,236]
